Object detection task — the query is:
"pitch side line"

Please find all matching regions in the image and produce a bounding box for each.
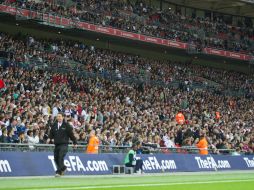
[25,179,254,190]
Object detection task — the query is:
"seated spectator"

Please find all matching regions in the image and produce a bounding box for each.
[0,127,8,143]
[26,130,39,150]
[7,127,18,143]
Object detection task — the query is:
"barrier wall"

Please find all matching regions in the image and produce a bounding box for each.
[0,4,251,61]
[0,152,254,176]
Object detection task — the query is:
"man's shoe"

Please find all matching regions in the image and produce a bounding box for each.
[60,166,67,176]
[55,173,61,177]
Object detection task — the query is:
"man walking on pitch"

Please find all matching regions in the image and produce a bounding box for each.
[47,113,77,177]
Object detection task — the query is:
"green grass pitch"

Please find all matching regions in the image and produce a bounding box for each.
[0,171,254,190]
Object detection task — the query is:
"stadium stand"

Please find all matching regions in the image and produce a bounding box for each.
[0,30,254,155]
[2,0,254,54]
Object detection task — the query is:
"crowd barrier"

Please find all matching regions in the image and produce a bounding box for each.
[0,152,254,176]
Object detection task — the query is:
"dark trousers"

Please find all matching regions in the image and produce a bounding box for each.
[125,160,143,172]
[54,144,68,174]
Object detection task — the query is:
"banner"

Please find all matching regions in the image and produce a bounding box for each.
[0,152,254,176]
[203,48,250,61]
[0,5,251,61]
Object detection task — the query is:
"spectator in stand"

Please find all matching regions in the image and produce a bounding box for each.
[2,0,254,53]
[0,31,254,155]
[0,127,8,143]
[26,129,39,150]
[0,79,5,90]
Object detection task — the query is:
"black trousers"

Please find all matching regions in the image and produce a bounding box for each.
[125,160,143,172]
[54,144,68,174]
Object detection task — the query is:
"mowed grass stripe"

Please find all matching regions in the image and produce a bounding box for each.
[15,179,254,190]
[1,172,254,189]
[2,178,254,190]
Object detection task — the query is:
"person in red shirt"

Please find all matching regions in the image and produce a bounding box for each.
[215,111,221,120]
[176,112,185,125]
[0,79,5,89]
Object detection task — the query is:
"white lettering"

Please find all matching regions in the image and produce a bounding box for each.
[48,155,57,171]
[93,161,99,171]
[154,157,161,169]
[146,38,157,42]
[97,161,108,171]
[96,27,109,33]
[48,156,107,173]
[148,157,156,169]
[210,50,222,54]
[244,157,254,167]
[161,160,177,169]
[195,157,230,169]
[69,156,77,171]
[64,159,71,171]
[169,42,180,47]
[122,33,134,38]
[76,157,86,171]
[143,160,152,170]
[87,161,94,171]
[0,160,11,172]
[230,53,241,58]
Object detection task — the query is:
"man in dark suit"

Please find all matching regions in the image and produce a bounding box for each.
[47,113,77,177]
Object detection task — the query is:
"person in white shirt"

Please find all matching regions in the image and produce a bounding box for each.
[52,104,59,118]
[26,130,39,150]
[163,135,175,148]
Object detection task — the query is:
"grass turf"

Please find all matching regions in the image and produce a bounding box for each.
[0,171,254,190]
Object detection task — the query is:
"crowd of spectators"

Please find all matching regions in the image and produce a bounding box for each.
[0,31,254,155]
[0,32,253,93]
[2,0,254,53]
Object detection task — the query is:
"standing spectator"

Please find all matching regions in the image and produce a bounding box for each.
[196,133,208,155]
[86,130,99,154]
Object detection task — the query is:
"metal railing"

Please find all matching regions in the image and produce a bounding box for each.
[0,143,238,155]
[0,143,130,153]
